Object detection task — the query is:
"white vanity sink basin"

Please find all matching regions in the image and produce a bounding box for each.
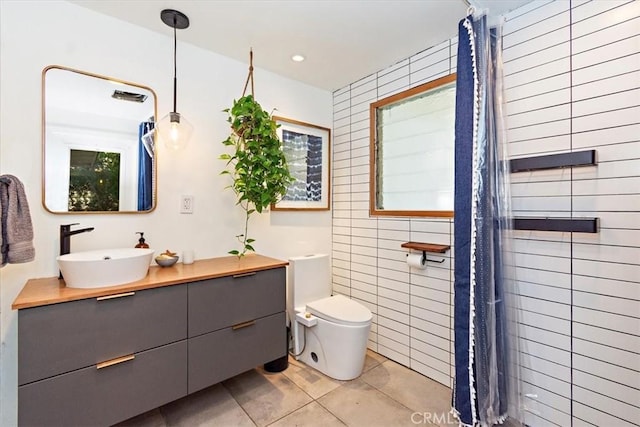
[57,248,154,289]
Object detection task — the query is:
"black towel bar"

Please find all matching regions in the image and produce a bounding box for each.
[510,150,596,173]
[513,217,599,233]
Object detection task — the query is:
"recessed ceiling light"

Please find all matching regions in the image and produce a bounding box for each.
[291,54,305,62]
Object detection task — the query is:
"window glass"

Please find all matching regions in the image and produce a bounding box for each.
[370,74,456,217]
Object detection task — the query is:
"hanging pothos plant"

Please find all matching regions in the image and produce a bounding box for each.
[220,52,292,257]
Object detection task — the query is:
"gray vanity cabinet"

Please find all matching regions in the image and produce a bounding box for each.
[18,285,188,426]
[188,267,286,336]
[18,284,187,385]
[17,263,287,426]
[188,267,286,393]
[19,341,187,427]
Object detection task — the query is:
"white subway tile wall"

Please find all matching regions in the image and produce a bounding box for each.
[504,0,640,425]
[331,0,639,426]
[332,33,457,387]
[333,31,457,387]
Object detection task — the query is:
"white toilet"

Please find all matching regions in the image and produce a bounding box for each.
[288,254,372,380]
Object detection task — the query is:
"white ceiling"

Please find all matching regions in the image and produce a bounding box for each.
[70,0,532,92]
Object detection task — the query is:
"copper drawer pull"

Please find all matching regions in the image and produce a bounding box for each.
[96,292,135,301]
[233,272,256,279]
[96,354,135,370]
[232,320,256,330]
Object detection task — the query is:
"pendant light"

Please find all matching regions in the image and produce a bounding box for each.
[158,9,193,150]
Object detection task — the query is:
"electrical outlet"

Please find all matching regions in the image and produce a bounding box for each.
[180,195,194,214]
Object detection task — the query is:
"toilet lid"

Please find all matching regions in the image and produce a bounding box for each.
[306,294,372,326]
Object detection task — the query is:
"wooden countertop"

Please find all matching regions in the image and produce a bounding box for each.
[12,254,288,310]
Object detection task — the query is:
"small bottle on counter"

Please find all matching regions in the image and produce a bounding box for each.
[135,232,149,248]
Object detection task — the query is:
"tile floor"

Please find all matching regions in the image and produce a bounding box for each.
[116,350,458,427]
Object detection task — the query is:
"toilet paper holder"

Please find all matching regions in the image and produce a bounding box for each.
[407,252,445,264]
[400,242,449,264]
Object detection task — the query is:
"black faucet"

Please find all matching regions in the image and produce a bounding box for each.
[59,223,95,279]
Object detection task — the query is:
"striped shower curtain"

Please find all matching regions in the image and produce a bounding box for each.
[452,12,518,427]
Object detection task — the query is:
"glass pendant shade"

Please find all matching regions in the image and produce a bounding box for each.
[158,111,193,151]
[159,9,191,151]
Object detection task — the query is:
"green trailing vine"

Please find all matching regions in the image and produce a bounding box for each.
[220,94,292,257]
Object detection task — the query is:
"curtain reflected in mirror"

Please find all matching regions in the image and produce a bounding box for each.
[42,65,158,213]
[138,122,155,211]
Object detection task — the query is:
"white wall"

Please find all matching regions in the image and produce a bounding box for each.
[0,1,331,425]
[503,1,639,425]
[332,0,639,426]
[331,37,458,387]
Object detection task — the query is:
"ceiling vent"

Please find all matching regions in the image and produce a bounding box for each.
[111,90,147,103]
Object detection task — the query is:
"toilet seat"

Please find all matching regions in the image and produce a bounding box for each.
[306,294,372,326]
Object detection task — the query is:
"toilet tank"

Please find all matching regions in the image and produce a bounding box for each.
[288,254,331,309]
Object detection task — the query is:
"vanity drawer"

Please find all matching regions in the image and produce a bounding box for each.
[18,340,187,427]
[188,311,286,393]
[188,267,285,337]
[18,284,187,385]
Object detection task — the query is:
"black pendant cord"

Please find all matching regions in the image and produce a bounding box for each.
[172,16,178,114]
[161,9,189,116]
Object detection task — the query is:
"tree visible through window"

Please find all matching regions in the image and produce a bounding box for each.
[68,149,120,211]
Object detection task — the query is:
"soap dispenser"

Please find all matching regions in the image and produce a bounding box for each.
[135,232,149,248]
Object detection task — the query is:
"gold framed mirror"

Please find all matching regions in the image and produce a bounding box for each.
[42,65,158,213]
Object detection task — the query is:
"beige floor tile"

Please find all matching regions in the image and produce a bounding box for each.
[114,409,166,427]
[363,349,388,373]
[282,358,343,399]
[361,360,453,425]
[160,383,255,427]
[318,379,417,427]
[502,417,525,427]
[224,368,313,427]
[114,352,458,427]
[268,401,346,427]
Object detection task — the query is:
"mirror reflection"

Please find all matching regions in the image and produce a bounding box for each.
[43,66,157,213]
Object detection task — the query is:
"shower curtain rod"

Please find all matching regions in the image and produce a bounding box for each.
[461,0,475,16]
